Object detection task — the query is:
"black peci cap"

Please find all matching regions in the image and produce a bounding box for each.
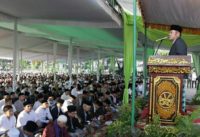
[57,99,64,104]
[170,25,182,33]
[23,101,32,107]
[41,99,48,104]
[83,100,92,106]
[67,105,76,112]
[23,121,38,133]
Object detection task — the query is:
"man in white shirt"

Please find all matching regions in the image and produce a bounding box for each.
[71,84,83,97]
[0,105,16,134]
[0,93,9,109]
[33,93,43,110]
[61,89,71,100]
[0,97,17,115]
[61,97,74,113]
[17,101,38,128]
[5,84,12,93]
[192,71,197,88]
[35,99,53,128]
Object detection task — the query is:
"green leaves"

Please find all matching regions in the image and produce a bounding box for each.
[191,94,200,105]
[175,108,200,137]
[106,104,132,137]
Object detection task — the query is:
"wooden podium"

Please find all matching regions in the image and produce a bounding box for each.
[147,56,191,124]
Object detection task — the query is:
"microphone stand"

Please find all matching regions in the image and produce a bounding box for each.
[154,39,164,55]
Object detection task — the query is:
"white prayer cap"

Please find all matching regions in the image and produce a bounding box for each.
[57,115,68,123]
[7,128,20,137]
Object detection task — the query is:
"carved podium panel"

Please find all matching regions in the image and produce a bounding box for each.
[147,56,191,124]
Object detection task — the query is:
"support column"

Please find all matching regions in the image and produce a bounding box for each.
[131,0,137,130]
[46,54,49,73]
[143,27,148,97]
[68,39,73,83]
[41,61,44,74]
[92,60,94,73]
[20,49,23,74]
[17,48,20,75]
[17,49,22,82]
[76,47,80,77]
[13,19,18,92]
[97,49,100,82]
[53,43,57,82]
[111,56,116,78]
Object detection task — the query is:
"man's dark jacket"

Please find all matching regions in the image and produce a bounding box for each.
[169,37,187,55]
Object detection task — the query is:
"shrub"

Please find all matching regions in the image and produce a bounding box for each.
[143,115,178,137]
[191,94,200,105]
[106,104,132,137]
[175,108,200,137]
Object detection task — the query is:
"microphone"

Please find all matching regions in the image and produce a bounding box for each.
[154,36,168,55]
[155,36,168,42]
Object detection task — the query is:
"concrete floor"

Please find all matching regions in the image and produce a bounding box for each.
[186,87,197,101]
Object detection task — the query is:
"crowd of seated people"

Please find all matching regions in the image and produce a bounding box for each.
[0,73,124,137]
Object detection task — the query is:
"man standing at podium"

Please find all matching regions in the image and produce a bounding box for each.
[169,25,187,55]
[169,25,188,112]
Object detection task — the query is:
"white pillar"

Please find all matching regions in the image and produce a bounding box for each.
[17,52,20,75]
[41,61,44,74]
[46,54,49,73]
[112,56,116,79]
[97,49,100,82]
[68,39,73,82]
[53,43,57,82]
[76,47,80,77]
[92,59,95,73]
[13,19,18,92]
[20,49,23,74]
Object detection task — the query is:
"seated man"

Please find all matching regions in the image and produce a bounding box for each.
[17,101,38,128]
[102,100,114,121]
[0,93,10,109]
[61,89,71,100]
[61,95,75,113]
[50,99,64,121]
[35,99,53,128]
[19,121,39,137]
[0,97,17,115]
[33,93,44,111]
[66,105,84,137]
[5,128,20,137]
[0,105,16,135]
[14,93,26,114]
[42,115,70,137]
[77,101,93,125]
[48,94,56,109]
[93,100,106,119]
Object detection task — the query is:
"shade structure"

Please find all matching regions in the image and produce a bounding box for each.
[0,0,121,27]
[139,0,200,34]
[0,24,124,61]
[0,0,125,62]
[117,0,200,49]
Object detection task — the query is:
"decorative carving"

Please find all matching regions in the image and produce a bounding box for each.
[148,56,191,66]
[150,76,181,123]
[158,92,175,109]
[148,66,191,74]
[148,56,191,124]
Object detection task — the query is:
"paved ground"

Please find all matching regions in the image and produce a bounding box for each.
[186,87,197,101]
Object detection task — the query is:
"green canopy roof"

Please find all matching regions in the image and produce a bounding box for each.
[0,22,123,49]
